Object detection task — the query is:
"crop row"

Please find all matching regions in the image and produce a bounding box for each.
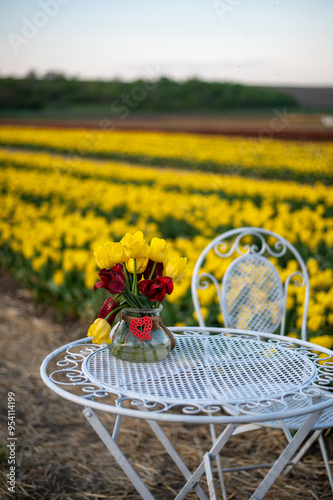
[1,155,332,252]
[0,126,332,183]
[0,148,332,212]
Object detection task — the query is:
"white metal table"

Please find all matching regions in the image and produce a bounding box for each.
[40,327,333,499]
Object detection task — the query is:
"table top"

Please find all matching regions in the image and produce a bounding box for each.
[41,327,333,424]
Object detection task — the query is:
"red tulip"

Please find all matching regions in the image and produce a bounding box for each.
[143,259,164,280]
[98,297,119,324]
[94,263,125,294]
[138,276,173,302]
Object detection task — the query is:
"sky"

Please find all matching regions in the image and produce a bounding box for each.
[0,0,332,86]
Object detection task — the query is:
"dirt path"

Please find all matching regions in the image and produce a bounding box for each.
[0,269,332,499]
[1,113,333,141]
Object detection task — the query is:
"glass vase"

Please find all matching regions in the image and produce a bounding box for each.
[109,306,175,363]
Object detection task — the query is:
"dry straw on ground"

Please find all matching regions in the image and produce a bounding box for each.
[0,270,332,499]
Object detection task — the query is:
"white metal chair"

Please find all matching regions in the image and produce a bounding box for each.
[191,226,333,492]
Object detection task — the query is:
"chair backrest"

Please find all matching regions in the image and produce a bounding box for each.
[191,227,310,341]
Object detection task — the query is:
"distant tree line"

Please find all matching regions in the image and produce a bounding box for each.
[0,73,298,111]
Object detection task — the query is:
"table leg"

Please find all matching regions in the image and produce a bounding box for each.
[112,415,122,441]
[271,401,292,443]
[283,429,322,475]
[284,428,333,493]
[204,453,217,500]
[318,432,333,493]
[83,407,155,500]
[139,407,208,500]
[250,409,322,500]
[209,423,227,500]
[174,422,239,500]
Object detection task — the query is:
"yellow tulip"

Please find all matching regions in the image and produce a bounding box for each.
[126,256,149,274]
[309,335,333,350]
[287,332,298,339]
[106,241,126,263]
[163,257,187,281]
[149,237,168,262]
[94,243,116,269]
[53,269,65,286]
[87,318,111,345]
[93,241,125,269]
[121,231,150,259]
[318,352,333,366]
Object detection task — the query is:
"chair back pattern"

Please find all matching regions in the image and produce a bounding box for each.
[191,227,310,341]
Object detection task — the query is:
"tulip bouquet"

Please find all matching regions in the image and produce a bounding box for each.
[87,231,187,349]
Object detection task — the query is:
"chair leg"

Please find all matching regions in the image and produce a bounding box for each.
[318,432,333,493]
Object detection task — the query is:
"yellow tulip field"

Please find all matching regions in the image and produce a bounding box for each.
[0,126,332,345]
[0,126,332,183]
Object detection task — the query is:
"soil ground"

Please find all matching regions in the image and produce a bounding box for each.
[0,269,332,499]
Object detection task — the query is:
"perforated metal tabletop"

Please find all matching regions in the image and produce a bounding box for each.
[41,328,333,423]
[82,333,316,407]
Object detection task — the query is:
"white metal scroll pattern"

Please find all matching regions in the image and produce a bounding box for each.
[48,342,111,400]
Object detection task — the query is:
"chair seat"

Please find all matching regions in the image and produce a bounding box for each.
[225,395,333,431]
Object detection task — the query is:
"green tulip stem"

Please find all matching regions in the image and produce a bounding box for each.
[105,304,125,321]
[122,289,140,309]
[148,262,157,280]
[132,259,138,294]
[126,297,138,308]
[122,263,131,289]
[136,296,145,308]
